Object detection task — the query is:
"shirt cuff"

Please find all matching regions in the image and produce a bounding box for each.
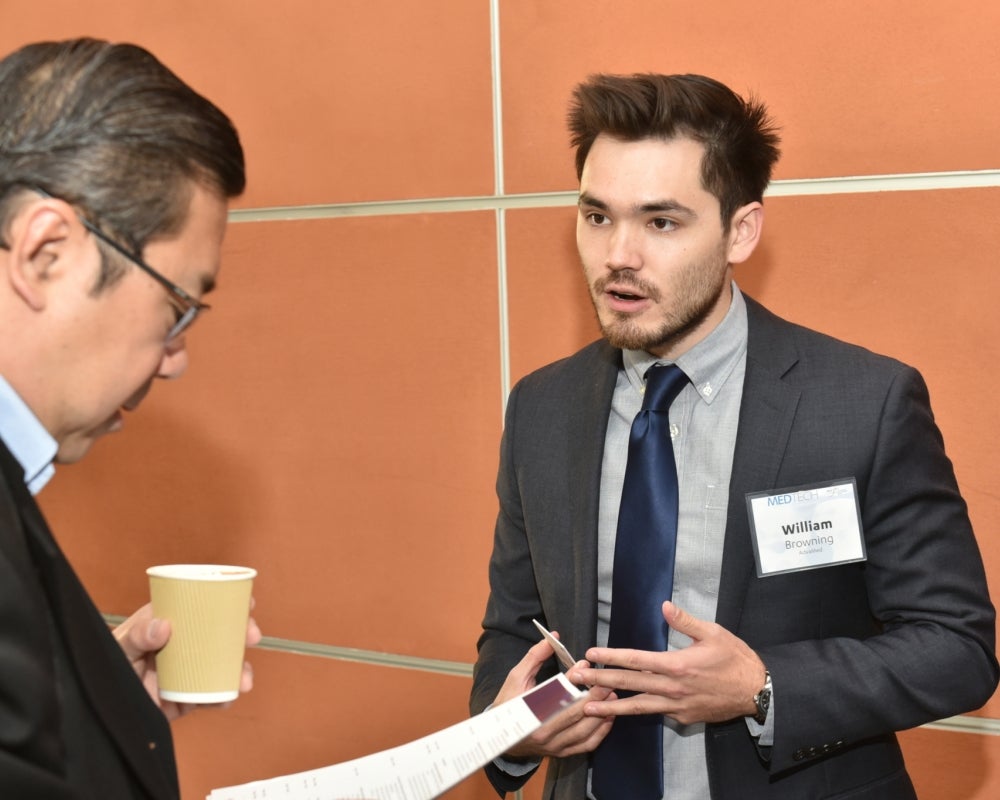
[745,693,775,747]
[493,754,542,776]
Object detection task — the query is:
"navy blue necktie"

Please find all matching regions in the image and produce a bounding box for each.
[592,363,688,800]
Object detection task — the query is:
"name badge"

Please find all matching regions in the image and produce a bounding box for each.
[746,478,866,577]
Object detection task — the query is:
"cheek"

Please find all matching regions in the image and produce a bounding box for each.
[576,237,602,274]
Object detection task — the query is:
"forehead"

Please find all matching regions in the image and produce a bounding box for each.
[579,134,714,208]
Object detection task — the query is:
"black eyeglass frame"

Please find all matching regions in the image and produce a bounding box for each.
[34,187,210,341]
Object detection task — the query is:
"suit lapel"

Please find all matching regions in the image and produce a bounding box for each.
[12,475,177,799]
[715,299,802,632]
[566,341,621,650]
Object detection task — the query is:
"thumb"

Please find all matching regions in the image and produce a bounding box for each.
[522,635,558,677]
[662,601,707,641]
[115,604,171,661]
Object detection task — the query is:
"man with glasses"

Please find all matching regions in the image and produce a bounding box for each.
[0,38,256,797]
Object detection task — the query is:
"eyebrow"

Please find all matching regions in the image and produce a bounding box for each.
[577,192,698,219]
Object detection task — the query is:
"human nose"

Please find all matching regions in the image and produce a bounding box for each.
[157,336,189,379]
[606,224,642,271]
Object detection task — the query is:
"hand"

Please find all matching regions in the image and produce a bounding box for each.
[113,600,262,721]
[496,633,617,760]
[573,601,765,726]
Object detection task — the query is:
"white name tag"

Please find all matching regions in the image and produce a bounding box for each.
[746,478,866,577]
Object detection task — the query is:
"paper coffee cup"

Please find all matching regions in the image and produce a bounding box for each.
[147,564,256,703]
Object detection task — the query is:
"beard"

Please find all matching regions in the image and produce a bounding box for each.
[588,241,730,354]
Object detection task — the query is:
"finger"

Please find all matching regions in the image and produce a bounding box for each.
[112,603,148,645]
[543,710,616,755]
[512,698,614,758]
[585,692,669,718]
[495,637,559,706]
[584,646,662,672]
[661,601,707,641]
[117,614,171,663]
[577,665,671,698]
[246,617,262,647]
[239,660,255,693]
[522,636,558,673]
[504,637,554,692]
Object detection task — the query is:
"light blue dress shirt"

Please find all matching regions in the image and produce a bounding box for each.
[0,375,57,494]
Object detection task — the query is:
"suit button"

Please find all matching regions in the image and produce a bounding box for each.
[793,749,806,761]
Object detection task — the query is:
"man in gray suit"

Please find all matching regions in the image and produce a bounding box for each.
[471,73,997,799]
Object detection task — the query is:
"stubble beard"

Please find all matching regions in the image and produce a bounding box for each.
[589,245,730,354]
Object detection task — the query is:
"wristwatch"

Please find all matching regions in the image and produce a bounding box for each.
[753,669,772,724]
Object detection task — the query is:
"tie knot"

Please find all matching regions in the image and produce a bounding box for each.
[642,363,688,411]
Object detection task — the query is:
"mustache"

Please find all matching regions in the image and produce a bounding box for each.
[593,271,661,302]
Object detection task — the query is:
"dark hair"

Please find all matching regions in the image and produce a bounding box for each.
[568,73,780,225]
[0,38,245,287]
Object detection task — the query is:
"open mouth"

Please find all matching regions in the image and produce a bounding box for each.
[609,289,644,301]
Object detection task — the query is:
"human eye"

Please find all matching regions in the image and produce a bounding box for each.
[649,217,677,232]
[584,211,610,226]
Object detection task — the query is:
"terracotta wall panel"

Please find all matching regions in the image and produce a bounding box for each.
[0,0,495,207]
[43,212,502,663]
[505,207,600,381]
[899,727,1000,799]
[500,0,1000,192]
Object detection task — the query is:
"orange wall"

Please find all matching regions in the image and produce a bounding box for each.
[3,2,999,798]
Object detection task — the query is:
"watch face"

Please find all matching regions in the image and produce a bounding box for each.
[754,675,772,722]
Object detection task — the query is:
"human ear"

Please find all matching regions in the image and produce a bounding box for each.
[727,202,764,264]
[4,199,81,311]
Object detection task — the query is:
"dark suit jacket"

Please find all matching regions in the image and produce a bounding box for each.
[471,296,998,799]
[0,441,179,798]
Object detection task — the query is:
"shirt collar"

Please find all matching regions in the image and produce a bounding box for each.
[0,376,58,494]
[622,282,749,403]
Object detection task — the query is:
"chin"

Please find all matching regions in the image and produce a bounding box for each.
[601,319,672,353]
[55,434,103,465]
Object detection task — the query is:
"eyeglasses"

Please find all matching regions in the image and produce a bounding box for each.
[34,188,210,341]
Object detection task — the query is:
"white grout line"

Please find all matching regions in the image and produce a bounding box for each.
[922,715,1000,737]
[766,169,1000,196]
[256,635,472,677]
[228,170,1000,224]
[489,0,505,200]
[489,0,512,410]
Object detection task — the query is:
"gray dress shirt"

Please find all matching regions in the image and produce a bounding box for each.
[592,287,747,799]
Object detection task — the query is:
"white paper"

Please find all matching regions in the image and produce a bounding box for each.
[207,673,584,800]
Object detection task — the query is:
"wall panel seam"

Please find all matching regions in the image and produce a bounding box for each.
[489,0,512,408]
[229,170,1000,223]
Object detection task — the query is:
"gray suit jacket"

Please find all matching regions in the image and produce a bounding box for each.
[471,296,997,799]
